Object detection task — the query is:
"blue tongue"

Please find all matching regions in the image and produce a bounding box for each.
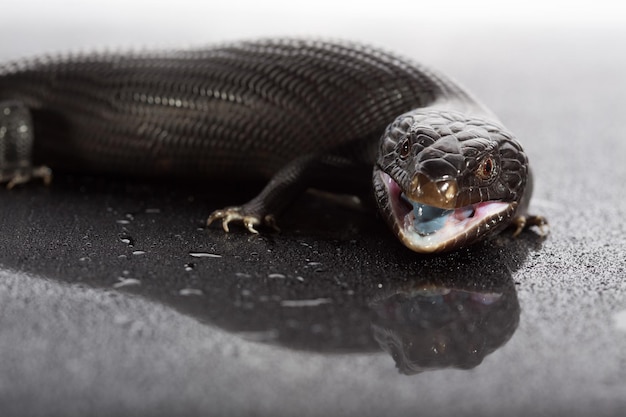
[401,194,453,235]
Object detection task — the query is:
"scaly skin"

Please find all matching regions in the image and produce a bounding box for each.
[0,39,545,253]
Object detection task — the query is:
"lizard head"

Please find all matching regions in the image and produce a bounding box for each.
[373,110,529,253]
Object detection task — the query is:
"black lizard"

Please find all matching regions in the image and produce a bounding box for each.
[0,39,545,253]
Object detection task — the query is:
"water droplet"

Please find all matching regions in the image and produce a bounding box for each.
[113,278,141,288]
[179,288,203,296]
[268,273,285,279]
[295,276,305,282]
[235,272,251,278]
[280,298,332,307]
[119,234,135,247]
[377,283,383,288]
[189,252,221,258]
[116,220,131,225]
[78,257,90,262]
[184,263,195,271]
[132,250,146,255]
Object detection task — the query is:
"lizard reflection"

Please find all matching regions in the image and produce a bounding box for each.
[369,276,518,374]
[183,235,525,374]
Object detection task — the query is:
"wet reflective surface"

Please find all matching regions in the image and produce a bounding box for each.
[0,174,528,370]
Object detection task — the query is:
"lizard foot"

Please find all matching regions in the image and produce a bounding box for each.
[512,214,549,238]
[1,166,53,189]
[206,207,279,234]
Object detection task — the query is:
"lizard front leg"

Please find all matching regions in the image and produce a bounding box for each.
[207,155,321,234]
[206,154,370,234]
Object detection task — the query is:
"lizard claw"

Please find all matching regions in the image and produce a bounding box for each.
[511,214,549,238]
[206,207,266,234]
[528,215,549,237]
[243,216,261,234]
[264,214,280,232]
[511,216,526,238]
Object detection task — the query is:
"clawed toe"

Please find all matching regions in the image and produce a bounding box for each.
[206,207,266,234]
[528,215,549,237]
[264,214,280,232]
[511,214,549,238]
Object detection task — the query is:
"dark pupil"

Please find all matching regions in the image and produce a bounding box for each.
[484,159,492,174]
[401,140,410,157]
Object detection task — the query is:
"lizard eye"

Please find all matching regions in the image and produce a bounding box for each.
[399,138,411,159]
[476,156,497,181]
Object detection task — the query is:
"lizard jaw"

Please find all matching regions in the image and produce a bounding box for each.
[374,169,516,253]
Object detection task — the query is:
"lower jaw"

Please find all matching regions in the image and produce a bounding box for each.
[398,200,513,253]
[374,169,514,253]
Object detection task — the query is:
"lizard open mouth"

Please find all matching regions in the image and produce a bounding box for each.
[375,170,514,253]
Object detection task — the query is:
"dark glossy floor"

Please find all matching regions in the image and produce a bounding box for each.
[1,5,625,417]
